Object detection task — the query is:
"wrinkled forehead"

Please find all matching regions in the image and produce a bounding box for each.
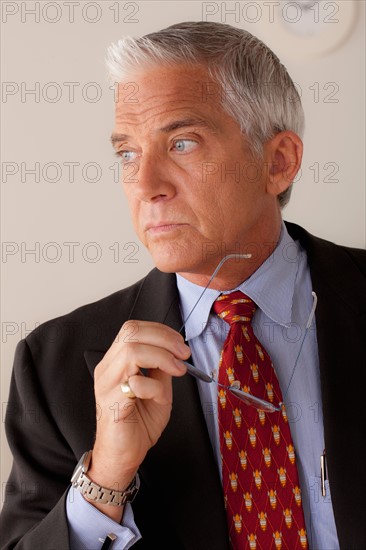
[113,63,224,125]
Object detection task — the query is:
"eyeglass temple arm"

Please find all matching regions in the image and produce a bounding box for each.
[307,291,317,328]
[280,291,318,405]
[178,253,252,334]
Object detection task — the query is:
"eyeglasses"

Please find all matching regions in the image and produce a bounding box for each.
[179,254,318,413]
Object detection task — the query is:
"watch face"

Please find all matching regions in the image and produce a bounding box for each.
[70,451,91,483]
[70,462,83,484]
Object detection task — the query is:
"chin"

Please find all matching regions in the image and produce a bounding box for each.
[149,247,198,274]
[152,257,188,274]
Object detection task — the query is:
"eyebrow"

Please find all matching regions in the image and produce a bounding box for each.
[110,118,213,147]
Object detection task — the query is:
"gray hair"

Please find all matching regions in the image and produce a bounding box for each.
[106,21,305,208]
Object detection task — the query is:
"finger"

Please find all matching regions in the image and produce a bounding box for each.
[128,373,171,405]
[123,343,188,376]
[97,343,187,387]
[113,321,191,360]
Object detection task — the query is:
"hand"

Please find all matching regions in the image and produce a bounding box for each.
[86,320,190,519]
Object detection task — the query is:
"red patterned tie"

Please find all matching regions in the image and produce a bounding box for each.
[213,291,308,550]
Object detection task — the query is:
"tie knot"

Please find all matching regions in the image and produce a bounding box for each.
[213,290,256,325]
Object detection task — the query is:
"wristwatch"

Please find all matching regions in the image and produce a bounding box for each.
[71,450,140,506]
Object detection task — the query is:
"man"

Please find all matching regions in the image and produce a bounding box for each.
[1,21,365,550]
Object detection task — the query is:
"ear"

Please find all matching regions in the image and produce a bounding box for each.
[263,131,303,197]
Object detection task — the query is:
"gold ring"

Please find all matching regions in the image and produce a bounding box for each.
[120,379,136,399]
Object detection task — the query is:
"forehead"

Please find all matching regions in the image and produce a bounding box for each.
[113,63,225,130]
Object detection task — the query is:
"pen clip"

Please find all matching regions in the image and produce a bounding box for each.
[320,449,327,497]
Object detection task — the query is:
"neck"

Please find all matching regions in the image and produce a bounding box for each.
[178,222,282,290]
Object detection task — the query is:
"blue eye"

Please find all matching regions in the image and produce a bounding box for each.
[116,150,137,163]
[173,139,197,153]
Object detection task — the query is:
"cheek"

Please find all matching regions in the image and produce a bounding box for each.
[187,167,222,209]
[189,192,227,236]
[203,178,257,236]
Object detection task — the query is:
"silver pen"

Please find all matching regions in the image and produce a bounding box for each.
[320,449,327,497]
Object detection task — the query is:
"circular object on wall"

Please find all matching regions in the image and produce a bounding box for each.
[262,0,357,60]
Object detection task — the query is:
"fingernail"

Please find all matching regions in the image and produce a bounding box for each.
[174,359,187,372]
[177,341,190,354]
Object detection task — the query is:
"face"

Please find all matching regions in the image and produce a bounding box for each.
[111,64,280,282]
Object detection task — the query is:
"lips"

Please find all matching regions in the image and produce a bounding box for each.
[146,222,188,238]
[145,221,187,232]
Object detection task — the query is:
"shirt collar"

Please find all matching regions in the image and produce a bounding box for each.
[176,223,302,340]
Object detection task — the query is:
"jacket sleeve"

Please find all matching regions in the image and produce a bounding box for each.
[0,339,74,549]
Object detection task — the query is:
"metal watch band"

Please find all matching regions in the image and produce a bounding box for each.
[71,450,140,506]
[77,472,139,506]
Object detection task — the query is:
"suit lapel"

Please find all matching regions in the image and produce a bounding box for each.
[84,226,365,548]
[286,222,366,547]
[83,269,182,378]
[84,268,229,549]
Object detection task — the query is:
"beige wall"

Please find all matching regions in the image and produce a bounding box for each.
[1,0,365,501]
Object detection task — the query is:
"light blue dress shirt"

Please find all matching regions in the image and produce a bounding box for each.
[176,223,339,550]
[67,223,339,549]
[67,489,141,549]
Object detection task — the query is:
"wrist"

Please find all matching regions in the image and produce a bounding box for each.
[90,447,139,489]
[71,450,140,522]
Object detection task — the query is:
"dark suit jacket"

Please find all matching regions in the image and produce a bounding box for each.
[1,222,365,550]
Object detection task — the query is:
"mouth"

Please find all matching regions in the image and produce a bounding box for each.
[145,222,189,235]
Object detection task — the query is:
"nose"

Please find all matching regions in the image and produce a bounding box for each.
[128,152,177,203]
